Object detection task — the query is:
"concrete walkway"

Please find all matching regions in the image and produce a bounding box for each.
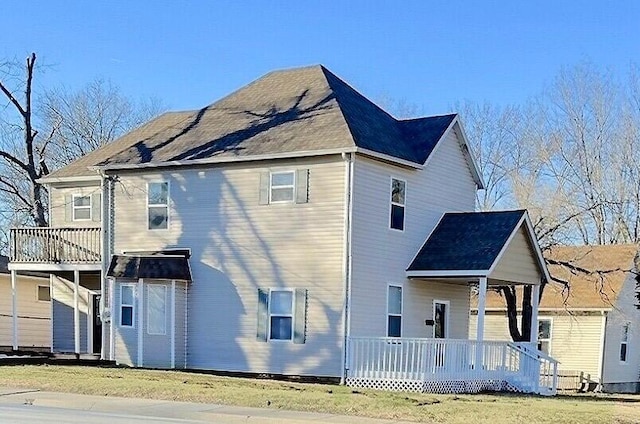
[0,387,413,423]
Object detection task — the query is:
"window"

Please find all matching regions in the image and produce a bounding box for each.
[37,285,50,302]
[120,284,135,327]
[148,182,169,230]
[538,319,552,354]
[72,195,91,221]
[620,323,630,362]
[390,178,406,231]
[270,171,295,203]
[387,285,402,337]
[147,285,167,335]
[433,301,449,338]
[269,290,293,340]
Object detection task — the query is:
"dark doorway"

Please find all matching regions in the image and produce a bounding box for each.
[92,294,102,354]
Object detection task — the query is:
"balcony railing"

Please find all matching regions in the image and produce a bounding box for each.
[10,227,101,264]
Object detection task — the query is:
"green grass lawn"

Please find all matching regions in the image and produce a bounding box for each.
[0,365,638,423]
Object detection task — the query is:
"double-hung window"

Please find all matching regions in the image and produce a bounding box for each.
[72,195,92,221]
[270,171,295,203]
[387,285,402,337]
[390,178,406,231]
[148,182,169,230]
[537,319,552,354]
[620,323,630,362]
[269,290,294,340]
[120,284,135,327]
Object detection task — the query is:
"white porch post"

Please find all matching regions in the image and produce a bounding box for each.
[74,269,80,355]
[137,278,144,367]
[475,277,487,372]
[476,277,487,342]
[170,280,176,369]
[11,270,18,351]
[530,283,540,345]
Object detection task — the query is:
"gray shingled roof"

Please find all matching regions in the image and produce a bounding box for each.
[45,65,457,179]
[107,254,192,281]
[407,210,527,272]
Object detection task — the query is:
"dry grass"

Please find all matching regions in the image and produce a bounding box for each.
[0,365,638,423]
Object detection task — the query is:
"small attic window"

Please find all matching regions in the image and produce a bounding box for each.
[390,178,406,231]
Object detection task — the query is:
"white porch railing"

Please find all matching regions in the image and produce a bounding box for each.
[10,227,102,264]
[347,337,558,395]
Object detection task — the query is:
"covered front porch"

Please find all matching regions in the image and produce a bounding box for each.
[346,210,558,395]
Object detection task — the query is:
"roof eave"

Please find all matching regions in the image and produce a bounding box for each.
[407,270,489,278]
[37,174,102,185]
[355,147,423,169]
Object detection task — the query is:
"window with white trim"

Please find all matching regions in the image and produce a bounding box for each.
[148,182,169,230]
[620,323,630,362]
[120,284,135,327]
[270,171,295,203]
[147,285,167,335]
[72,195,92,221]
[390,178,406,230]
[538,319,552,354]
[269,290,293,340]
[37,285,50,302]
[387,285,402,337]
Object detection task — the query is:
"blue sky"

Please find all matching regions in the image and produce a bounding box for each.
[3,1,640,115]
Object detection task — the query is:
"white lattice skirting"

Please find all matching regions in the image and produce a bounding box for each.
[346,377,510,394]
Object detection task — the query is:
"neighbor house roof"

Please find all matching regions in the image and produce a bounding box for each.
[43,65,481,184]
[473,244,638,310]
[407,210,528,273]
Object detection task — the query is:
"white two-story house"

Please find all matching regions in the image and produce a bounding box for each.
[7,65,556,394]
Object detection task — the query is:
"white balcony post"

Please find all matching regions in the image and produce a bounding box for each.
[74,269,80,355]
[11,270,18,350]
[530,283,540,344]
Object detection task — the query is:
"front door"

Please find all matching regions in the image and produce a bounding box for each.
[433,301,448,338]
[92,294,102,354]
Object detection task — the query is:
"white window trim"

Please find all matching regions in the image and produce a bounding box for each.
[386,284,403,337]
[268,288,295,342]
[147,181,170,231]
[432,299,450,338]
[36,284,50,302]
[620,322,630,364]
[389,177,407,232]
[269,171,296,204]
[72,194,92,221]
[120,284,136,328]
[537,317,553,355]
[147,284,167,336]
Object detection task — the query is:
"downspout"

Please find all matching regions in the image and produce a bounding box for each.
[99,173,106,360]
[99,172,115,360]
[341,152,354,384]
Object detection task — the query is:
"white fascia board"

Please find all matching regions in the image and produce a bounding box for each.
[523,212,552,282]
[7,263,102,272]
[406,270,488,278]
[37,174,102,184]
[92,148,356,173]
[452,118,485,189]
[354,148,423,169]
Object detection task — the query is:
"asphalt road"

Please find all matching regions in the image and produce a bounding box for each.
[0,404,208,423]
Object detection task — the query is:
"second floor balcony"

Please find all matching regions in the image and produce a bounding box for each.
[10,227,102,265]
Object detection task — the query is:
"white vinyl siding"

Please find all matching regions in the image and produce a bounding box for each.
[0,274,51,349]
[112,156,346,376]
[489,227,542,284]
[349,126,477,339]
[48,184,102,228]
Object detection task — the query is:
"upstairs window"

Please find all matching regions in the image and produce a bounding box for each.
[148,182,169,230]
[538,319,552,354]
[387,285,402,337]
[72,195,92,221]
[620,323,630,362]
[390,178,406,231]
[270,171,295,203]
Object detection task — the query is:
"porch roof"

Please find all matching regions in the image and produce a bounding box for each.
[407,210,550,283]
[107,253,192,281]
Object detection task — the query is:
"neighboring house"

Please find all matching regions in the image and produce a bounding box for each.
[0,256,50,351]
[470,245,640,393]
[8,65,556,394]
